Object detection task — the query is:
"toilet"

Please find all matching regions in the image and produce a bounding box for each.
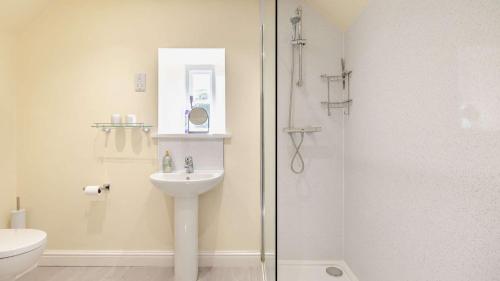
[0,229,47,281]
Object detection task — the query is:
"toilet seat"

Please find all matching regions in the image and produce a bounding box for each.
[0,229,47,259]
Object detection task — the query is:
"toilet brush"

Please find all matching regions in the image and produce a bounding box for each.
[11,197,26,229]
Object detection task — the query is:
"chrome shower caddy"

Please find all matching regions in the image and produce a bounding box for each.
[320,59,353,115]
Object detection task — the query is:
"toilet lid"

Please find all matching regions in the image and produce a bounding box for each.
[0,229,47,259]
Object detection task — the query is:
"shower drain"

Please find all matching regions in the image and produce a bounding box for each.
[326,266,343,277]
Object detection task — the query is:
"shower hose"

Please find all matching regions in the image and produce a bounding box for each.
[289,131,305,174]
[288,46,305,174]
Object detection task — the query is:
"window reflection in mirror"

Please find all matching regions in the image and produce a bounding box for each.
[186,65,215,131]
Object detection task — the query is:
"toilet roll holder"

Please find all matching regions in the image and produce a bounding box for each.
[82,184,111,193]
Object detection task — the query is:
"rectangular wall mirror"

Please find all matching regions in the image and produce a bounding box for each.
[158,48,226,135]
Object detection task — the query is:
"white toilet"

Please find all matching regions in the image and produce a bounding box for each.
[0,229,47,281]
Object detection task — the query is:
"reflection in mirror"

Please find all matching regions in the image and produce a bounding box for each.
[187,65,215,119]
[158,48,225,134]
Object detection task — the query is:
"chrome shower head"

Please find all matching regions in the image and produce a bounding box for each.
[290,16,301,25]
[290,7,302,24]
[290,7,303,41]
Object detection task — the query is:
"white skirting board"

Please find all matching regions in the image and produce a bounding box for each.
[278,260,360,281]
[40,250,261,268]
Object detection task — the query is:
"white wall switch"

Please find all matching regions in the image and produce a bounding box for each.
[135,73,146,92]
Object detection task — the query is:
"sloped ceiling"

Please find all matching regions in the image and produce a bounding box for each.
[0,0,52,33]
[304,0,368,30]
[0,0,368,33]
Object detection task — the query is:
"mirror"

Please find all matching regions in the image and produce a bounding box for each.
[189,108,209,125]
[158,48,226,134]
[188,107,209,133]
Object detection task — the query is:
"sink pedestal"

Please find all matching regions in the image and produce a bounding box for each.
[175,196,198,281]
[149,170,224,281]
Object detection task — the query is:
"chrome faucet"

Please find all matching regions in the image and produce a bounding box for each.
[184,156,194,173]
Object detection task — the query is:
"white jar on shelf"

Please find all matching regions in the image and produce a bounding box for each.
[126,114,137,124]
[111,114,122,124]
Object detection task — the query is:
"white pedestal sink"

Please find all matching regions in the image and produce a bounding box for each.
[150,170,224,281]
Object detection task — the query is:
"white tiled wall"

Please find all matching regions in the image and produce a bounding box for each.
[344,0,500,280]
[157,139,224,171]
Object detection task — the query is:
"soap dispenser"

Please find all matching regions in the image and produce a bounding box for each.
[162,150,173,173]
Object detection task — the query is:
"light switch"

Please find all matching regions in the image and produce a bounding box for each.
[135,73,146,92]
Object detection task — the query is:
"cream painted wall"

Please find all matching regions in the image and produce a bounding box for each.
[345,0,500,279]
[0,0,51,33]
[0,33,17,228]
[15,0,261,251]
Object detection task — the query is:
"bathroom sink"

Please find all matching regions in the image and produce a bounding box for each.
[150,169,224,281]
[150,170,224,197]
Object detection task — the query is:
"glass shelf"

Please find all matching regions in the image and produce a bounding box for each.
[321,99,352,108]
[92,123,153,133]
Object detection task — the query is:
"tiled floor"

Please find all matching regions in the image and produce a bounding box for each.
[19,266,263,281]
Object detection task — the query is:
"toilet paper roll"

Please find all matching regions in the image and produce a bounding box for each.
[11,209,26,229]
[84,186,102,195]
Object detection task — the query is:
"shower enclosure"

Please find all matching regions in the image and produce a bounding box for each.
[261,0,345,279]
[274,0,500,281]
[277,0,351,280]
[262,1,344,280]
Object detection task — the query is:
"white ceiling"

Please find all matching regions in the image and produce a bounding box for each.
[304,0,368,30]
[0,0,52,33]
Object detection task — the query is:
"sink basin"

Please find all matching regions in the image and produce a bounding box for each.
[150,169,224,281]
[150,170,224,197]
